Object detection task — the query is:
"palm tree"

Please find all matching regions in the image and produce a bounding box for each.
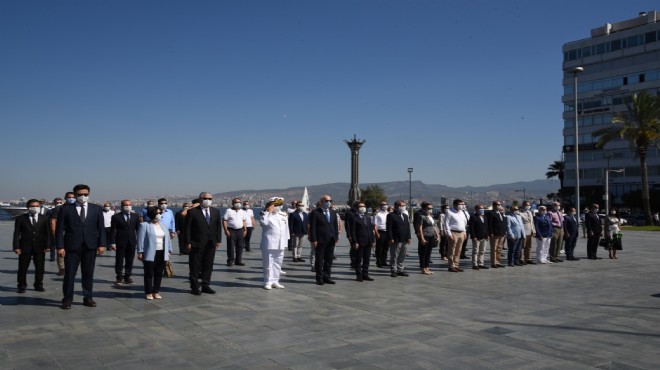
[592,90,660,225]
[545,160,565,189]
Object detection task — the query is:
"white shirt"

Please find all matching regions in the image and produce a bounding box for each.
[154,223,165,251]
[374,211,388,231]
[444,208,469,233]
[103,209,115,227]
[244,209,255,227]
[223,208,246,229]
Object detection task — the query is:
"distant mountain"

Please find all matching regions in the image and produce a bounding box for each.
[212,179,559,206]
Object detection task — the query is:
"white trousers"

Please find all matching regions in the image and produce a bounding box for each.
[261,248,284,284]
[536,237,551,263]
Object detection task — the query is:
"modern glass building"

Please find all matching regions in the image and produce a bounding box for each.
[562,10,660,207]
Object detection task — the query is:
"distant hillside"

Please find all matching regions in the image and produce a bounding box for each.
[212,179,559,206]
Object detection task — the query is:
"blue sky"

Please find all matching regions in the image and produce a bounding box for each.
[1,1,656,200]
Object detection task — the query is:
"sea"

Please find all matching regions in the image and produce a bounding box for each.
[0,207,266,222]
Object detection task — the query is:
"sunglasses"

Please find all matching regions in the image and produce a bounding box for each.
[202,197,212,200]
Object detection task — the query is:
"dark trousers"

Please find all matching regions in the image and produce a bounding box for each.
[177,234,187,254]
[115,243,136,280]
[352,244,371,277]
[507,237,523,264]
[143,250,165,294]
[375,232,389,266]
[189,241,216,291]
[226,229,244,264]
[565,234,578,259]
[244,227,253,251]
[439,234,449,258]
[17,250,45,289]
[314,241,335,282]
[418,236,435,269]
[62,245,97,301]
[587,235,600,258]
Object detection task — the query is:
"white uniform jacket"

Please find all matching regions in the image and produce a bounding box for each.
[259,211,290,250]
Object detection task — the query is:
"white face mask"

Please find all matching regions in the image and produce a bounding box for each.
[202,199,212,208]
[611,210,616,215]
[159,204,168,210]
[104,206,110,212]
[525,206,531,210]
[154,214,162,221]
[243,205,250,210]
[273,206,282,213]
[297,206,304,212]
[380,205,387,211]
[28,207,40,215]
[123,206,132,213]
[570,212,576,216]
[234,203,242,209]
[358,207,366,214]
[77,195,89,204]
[426,209,433,216]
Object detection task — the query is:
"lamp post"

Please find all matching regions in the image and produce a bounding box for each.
[515,188,526,203]
[604,168,624,216]
[407,167,413,215]
[573,66,584,216]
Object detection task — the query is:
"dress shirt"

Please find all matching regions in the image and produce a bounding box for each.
[224,208,246,229]
[549,210,564,228]
[244,209,255,227]
[444,208,469,232]
[159,209,175,232]
[374,211,388,231]
[103,210,115,227]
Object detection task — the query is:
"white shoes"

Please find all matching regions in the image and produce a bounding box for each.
[272,282,285,289]
[264,283,272,290]
[280,270,286,274]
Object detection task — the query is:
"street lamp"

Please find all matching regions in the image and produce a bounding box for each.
[407,167,413,215]
[515,188,526,203]
[604,168,624,216]
[573,66,584,216]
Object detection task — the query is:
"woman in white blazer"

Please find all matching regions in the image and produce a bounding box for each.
[137,207,173,300]
[260,197,289,290]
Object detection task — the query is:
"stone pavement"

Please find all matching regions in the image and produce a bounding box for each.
[1,220,659,369]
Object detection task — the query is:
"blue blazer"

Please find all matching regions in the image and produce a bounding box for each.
[534,214,553,238]
[288,211,308,237]
[56,203,106,251]
[137,221,173,262]
[506,214,525,239]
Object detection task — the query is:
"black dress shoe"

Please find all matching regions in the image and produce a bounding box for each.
[311,267,316,272]
[124,278,134,284]
[460,255,469,259]
[448,267,459,272]
[355,276,363,282]
[235,262,245,266]
[17,287,26,293]
[83,298,97,307]
[298,258,305,262]
[491,265,498,268]
[478,265,489,269]
[61,300,72,310]
[390,272,397,277]
[472,266,480,270]
[572,258,580,261]
[362,276,374,281]
[497,264,505,268]
[316,281,324,285]
[376,264,382,268]
[526,260,536,265]
[201,287,216,294]
[35,286,45,292]
[555,259,564,262]
[226,262,234,267]
[190,289,202,295]
[383,263,390,267]
[595,257,602,259]
[323,279,336,284]
[57,269,65,276]
[396,271,409,276]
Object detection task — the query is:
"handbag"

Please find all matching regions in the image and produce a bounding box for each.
[164,261,174,277]
[599,238,610,248]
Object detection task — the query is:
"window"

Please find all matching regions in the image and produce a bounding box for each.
[640,73,645,83]
[565,136,575,145]
[582,46,592,57]
[611,39,622,51]
[623,76,628,85]
[596,43,606,54]
[626,35,640,48]
[646,31,657,43]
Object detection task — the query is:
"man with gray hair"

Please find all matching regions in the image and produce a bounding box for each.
[185,192,222,295]
[386,200,411,277]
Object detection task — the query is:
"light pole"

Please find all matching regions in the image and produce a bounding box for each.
[604,168,624,216]
[515,188,526,203]
[407,168,413,215]
[573,66,584,216]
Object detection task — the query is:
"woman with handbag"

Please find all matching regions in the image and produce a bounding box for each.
[137,206,173,300]
[416,203,438,275]
[604,208,623,259]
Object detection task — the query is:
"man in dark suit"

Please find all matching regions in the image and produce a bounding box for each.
[585,203,603,260]
[386,200,412,277]
[563,207,580,261]
[350,202,375,281]
[13,199,51,293]
[55,184,106,309]
[288,201,308,262]
[468,204,490,269]
[109,200,140,285]
[175,203,189,255]
[185,192,222,295]
[487,201,507,268]
[309,195,339,285]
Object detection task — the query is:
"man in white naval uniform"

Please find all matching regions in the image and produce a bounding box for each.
[260,197,289,290]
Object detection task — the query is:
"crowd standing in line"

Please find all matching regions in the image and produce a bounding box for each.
[12,185,628,308]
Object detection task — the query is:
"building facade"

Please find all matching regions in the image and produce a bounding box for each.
[562,10,660,207]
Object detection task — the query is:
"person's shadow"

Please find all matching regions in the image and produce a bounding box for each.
[0,296,61,307]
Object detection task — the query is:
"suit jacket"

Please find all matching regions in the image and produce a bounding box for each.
[288,210,308,237]
[109,212,140,247]
[564,214,579,237]
[185,206,223,248]
[137,221,173,261]
[506,214,525,239]
[534,214,554,238]
[309,207,339,244]
[487,210,507,236]
[468,213,489,240]
[386,211,411,243]
[56,202,106,251]
[13,213,51,253]
[350,213,375,246]
[585,211,602,236]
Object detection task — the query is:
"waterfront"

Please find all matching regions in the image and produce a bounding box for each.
[1,221,659,369]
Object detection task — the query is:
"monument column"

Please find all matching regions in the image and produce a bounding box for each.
[344,134,366,205]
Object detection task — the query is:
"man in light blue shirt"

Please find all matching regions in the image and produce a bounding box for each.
[157,198,176,239]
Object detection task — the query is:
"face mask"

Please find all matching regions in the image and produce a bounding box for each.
[234,203,242,209]
[159,204,167,210]
[525,206,531,210]
[104,207,110,212]
[358,207,367,214]
[123,206,132,213]
[202,199,212,208]
[513,210,520,215]
[324,201,332,209]
[539,211,546,215]
[380,205,387,211]
[28,207,39,215]
[397,206,405,213]
[570,212,576,216]
[479,209,485,215]
[459,205,465,211]
[592,208,599,213]
[77,195,88,204]
[611,210,616,215]
[66,198,75,204]
[273,206,282,213]
[243,205,250,210]
[154,214,162,221]
[426,209,433,216]
[297,206,304,212]
[402,209,409,216]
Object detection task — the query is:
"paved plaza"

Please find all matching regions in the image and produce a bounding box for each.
[1,220,659,369]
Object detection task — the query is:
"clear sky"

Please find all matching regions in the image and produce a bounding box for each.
[1,1,656,201]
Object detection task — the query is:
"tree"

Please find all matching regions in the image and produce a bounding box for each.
[545,160,565,190]
[593,90,660,225]
[360,185,387,211]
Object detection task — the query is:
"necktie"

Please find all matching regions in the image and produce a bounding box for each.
[205,209,210,224]
[325,210,330,222]
[80,205,86,223]
[31,215,36,226]
[125,214,129,223]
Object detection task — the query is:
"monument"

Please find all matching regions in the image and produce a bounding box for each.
[344,134,366,205]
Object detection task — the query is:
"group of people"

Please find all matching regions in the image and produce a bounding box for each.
[12,184,625,308]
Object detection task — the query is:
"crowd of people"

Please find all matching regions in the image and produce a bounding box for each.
[11,184,625,309]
